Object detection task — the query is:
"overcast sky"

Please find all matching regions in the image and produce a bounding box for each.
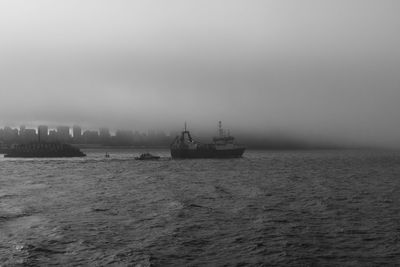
[0,0,399,146]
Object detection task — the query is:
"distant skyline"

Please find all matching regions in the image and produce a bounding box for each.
[1,1,400,148]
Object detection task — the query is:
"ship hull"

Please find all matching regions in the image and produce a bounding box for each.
[4,152,86,158]
[171,147,245,159]
[3,143,86,158]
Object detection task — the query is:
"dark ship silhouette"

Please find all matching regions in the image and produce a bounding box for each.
[170,122,245,159]
[4,128,86,158]
[4,143,86,158]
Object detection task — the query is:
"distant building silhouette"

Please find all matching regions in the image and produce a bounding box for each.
[48,129,57,142]
[23,129,37,143]
[73,125,82,143]
[19,125,26,137]
[38,125,48,142]
[115,130,134,145]
[1,127,19,143]
[17,126,37,143]
[82,130,99,144]
[57,126,71,142]
[0,124,172,147]
[99,128,111,144]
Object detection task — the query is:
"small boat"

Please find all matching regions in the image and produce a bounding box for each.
[135,152,160,160]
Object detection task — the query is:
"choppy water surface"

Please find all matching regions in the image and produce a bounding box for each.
[1,149,400,266]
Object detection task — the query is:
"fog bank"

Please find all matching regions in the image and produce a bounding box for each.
[1,0,399,148]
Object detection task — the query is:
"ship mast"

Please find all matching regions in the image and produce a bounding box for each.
[219,121,223,137]
[182,121,192,142]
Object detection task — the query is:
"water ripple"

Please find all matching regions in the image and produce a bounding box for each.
[1,149,400,265]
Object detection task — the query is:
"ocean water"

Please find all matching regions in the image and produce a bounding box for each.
[1,149,400,266]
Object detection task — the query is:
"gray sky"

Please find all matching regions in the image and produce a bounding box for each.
[0,0,399,146]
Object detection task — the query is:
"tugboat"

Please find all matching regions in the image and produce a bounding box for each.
[135,152,160,160]
[4,143,86,158]
[170,121,245,159]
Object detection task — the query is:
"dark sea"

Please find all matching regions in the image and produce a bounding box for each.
[1,149,400,266]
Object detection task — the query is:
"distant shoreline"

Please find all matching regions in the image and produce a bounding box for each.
[73,144,379,151]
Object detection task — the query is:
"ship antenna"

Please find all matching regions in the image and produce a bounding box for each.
[184,121,187,132]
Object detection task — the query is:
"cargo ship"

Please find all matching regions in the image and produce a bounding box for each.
[170,122,245,159]
[4,143,86,158]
